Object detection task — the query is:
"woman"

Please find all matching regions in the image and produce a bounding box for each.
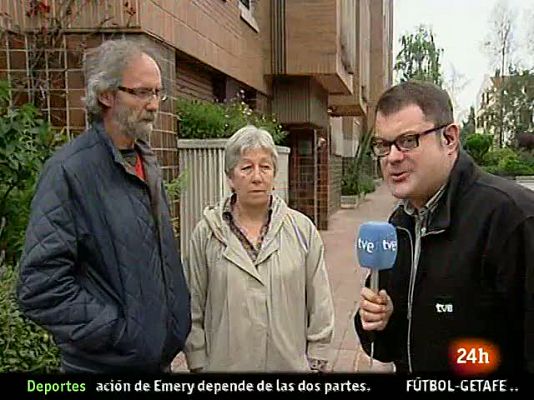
[184,125,334,372]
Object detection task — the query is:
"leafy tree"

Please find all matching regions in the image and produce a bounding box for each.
[478,69,534,146]
[394,25,444,86]
[460,106,477,144]
[483,0,517,73]
[482,0,517,147]
[517,132,534,151]
[444,64,468,116]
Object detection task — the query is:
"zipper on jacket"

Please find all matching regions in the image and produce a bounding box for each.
[398,225,415,374]
[402,223,445,373]
[422,229,445,237]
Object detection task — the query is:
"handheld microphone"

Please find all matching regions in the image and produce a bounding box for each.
[356,221,398,292]
[355,221,398,368]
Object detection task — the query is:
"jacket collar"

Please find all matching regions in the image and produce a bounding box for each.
[202,194,289,285]
[401,183,446,218]
[91,120,124,164]
[392,151,480,233]
[204,194,288,244]
[90,120,155,165]
[90,120,163,225]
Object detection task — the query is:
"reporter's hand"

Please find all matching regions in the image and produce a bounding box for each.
[359,287,393,331]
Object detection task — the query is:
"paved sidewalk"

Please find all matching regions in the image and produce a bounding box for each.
[172,182,397,372]
[322,182,397,372]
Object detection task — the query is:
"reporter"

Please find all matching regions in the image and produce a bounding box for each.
[354,81,534,373]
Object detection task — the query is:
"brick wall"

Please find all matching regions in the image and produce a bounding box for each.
[141,0,270,94]
[288,130,315,222]
[0,32,102,136]
[316,131,329,230]
[0,36,6,84]
[329,153,343,218]
[1,31,180,223]
[287,128,330,230]
[176,58,215,102]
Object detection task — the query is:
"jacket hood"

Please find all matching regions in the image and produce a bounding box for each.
[201,194,290,246]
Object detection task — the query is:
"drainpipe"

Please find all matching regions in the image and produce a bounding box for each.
[313,129,318,226]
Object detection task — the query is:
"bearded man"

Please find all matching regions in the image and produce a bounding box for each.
[17,39,191,373]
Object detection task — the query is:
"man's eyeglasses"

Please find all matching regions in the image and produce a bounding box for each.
[117,86,167,102]
[370,124,450,157]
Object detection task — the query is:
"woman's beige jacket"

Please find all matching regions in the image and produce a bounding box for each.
[184,194,334,372]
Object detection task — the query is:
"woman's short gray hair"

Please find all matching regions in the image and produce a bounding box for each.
[83,39,160,121]
[224,125,279,177]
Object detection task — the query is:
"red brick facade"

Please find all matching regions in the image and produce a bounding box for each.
[287,128,334,230]
[0,30,181,225]
[1,0,394,233]
[329,154,343,218]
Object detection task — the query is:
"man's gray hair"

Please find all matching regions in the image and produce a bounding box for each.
[83,39,160,121]
[224,125,279,177]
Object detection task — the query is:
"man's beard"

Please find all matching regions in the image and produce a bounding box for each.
[113,104,156,141]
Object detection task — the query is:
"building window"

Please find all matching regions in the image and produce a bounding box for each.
[238,0,259,32]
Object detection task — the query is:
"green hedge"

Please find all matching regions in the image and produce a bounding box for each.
[0,80,64,264]
[482,148,534,177]
[463,133,492,165]
[177,97,287,144]
[0,265,60,372]
[0,80,62,372]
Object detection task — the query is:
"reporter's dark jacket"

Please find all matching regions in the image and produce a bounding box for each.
[17,122,191,373]
[355,151,534,373]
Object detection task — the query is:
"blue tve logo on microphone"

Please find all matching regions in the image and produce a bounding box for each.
[356,222,398,271]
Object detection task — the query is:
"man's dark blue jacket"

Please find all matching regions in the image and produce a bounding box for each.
[17,122,191,373]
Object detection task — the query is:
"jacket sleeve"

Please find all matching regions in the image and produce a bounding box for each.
[305,222,335,361]
[17,161,122,352]
[521,217,534,373]
[353,269,403,365]
[493,216,534,373]
[183,221,209,370]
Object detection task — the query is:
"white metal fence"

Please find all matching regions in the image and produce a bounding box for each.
[177,139,290,263]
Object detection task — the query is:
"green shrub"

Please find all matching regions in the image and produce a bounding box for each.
[483,148,534,176]
[342,149,376,196]
[0,265,60,372]
[0,80,62,371]
[0,80,65,264]
[359,173,376,195]
[464,133,492,164]
[517,150,534,172]
[342,131,377,196]
[497,157,534,176]
[176,98,227,139]
[177,97,287,144]
[341,174,359,196]
[342,172,376,196]
[483,147,517,167]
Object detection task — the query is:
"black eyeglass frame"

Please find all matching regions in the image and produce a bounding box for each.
[117,86,167,102]
[370,123,451,157]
